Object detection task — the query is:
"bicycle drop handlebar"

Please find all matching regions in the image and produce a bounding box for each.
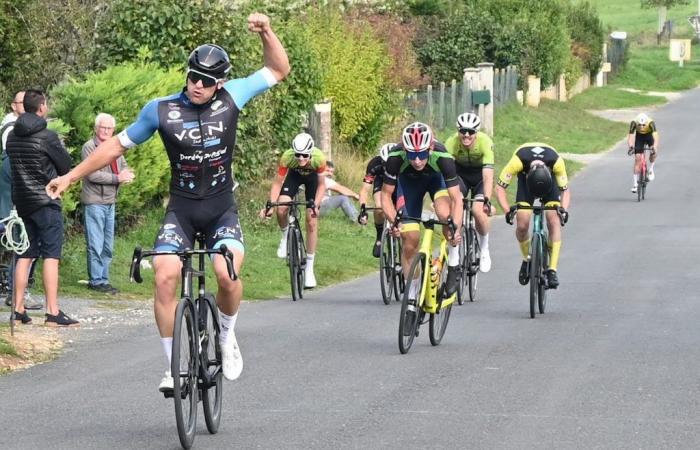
[390,210,457,234]
[506,204,568,226]
[129,245,237,283]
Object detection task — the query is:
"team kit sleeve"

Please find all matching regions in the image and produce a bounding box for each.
[481,134,495,167]
[224,67,278,109]
[552,157,569,191]
[436,156,460,188]
[118,99,161,149]
[313,150,327,174]
[382,156,402,186]
[628,121,637,134]
[277,150,294,177]
[497,153,524,188]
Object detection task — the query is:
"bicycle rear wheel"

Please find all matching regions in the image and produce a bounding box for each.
[288,227,302,301]
[528,235,541,319]
[379,228,394,305]
[295,228,306,298]
[467,224,479,302]
[200,294,223,435]
[172,299,198,449]
[429,255,452,346]
[398,254,424,354]
[457,227,468,305]
[392,237,404,303]
[538,245,548,315]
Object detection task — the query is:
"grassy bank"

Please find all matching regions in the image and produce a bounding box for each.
[610,45,700,91]
[592,0,698,39]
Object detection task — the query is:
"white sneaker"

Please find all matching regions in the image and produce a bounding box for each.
[221,332,243,380]
[276,239,287,259]
[479,248,492,273]
[304,267,317,288]
[631,185,637,193]
[158,370,173,392]
[647,169,655,181]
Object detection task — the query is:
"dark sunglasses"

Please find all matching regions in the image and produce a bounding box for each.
[187,69,219,88]
[295,153,310,159]
[407,150,429,161]
[459,128,477,136]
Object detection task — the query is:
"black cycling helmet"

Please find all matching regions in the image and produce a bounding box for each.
[526,161,553,198]
[188,44,231,79]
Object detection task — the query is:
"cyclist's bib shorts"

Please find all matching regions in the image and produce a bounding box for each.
[634,133,654,153]
[457,168,484,198]
[154,192,244,254]
[397,171,447,222]
[280,170,319,204]
[515,176,561,207]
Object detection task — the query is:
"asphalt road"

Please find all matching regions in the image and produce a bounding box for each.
[2,88,700,450]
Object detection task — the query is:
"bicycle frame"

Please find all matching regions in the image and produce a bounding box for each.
[414,221,456,314]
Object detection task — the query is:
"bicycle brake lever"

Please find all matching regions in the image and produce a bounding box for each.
[219,245,238,281]
[130,247,143,283]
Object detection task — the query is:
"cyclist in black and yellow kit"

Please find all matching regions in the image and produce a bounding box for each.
[381,122,463,297]
[627,112,659,193]
[495,143,570,289]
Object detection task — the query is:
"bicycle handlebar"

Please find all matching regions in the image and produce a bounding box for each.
[265,199,315,213]
[506,204,568,226]
[391,210,457,233]
[129,245,237,284]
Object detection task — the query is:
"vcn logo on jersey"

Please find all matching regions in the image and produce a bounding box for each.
[174,121,224,144]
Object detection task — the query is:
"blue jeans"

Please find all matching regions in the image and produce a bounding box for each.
[84,204,115,286]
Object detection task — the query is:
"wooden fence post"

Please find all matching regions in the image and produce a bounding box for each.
[478,62,494,136]
[313,101,332,160]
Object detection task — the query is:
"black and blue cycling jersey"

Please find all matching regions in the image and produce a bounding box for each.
[117,68,277,199]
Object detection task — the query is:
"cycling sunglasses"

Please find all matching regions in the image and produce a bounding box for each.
[294,153,311,159]
[407,150,429,161]
[187,69,219,88]
[459,128,477,136]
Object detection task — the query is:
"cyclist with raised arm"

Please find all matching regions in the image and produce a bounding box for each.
[260,132,326,288]
[495,143,570,289]
[627,112,659,193]
[46,13,290,390]
[358,143,396,257]
[444,112,494,272]
[381,122,463,298]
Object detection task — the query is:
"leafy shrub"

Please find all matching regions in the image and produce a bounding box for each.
[566,1,604,75]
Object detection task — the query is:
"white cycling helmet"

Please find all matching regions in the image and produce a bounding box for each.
[636,113,650,126]
[292,132,314,154]
[456,112,481,131]
[379,143,396,162]
[401,122,433,152]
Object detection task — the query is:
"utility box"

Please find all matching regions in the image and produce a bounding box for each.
[471,89,491,105]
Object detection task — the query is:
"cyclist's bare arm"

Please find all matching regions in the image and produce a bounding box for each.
[47,136,125,199]
[314,173,326,210]
[652,131,660,152]
[381,183,397,224]
[560,189,571,210]
[447,185,463,231]
[358,182,372,206]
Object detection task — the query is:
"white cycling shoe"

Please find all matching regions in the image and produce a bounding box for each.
[221,332,243,381]
[479,249,492,273]
[158,370,174,392]
[304,268,317,288]
[631,185,638,194]
[647,169,655,181]
[276,239,287,259]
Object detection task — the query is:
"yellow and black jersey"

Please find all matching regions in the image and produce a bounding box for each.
[629,119,657,135]
[497,143,568,191]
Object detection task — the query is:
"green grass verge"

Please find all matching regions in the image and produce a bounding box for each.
[570,85,666,110]
[611,46,700,91]
[592,0,698,39]
[0,330,18,358]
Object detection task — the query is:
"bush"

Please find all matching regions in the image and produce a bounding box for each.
[566,1,604,75]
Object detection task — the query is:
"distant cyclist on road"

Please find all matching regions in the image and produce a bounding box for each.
[358,143,396,257]
[381,122,463,297]
[495,143,570,289]
[260,132,326,288]
[627,112,659,194]
[46,13,290,391]
[444,112,495,272]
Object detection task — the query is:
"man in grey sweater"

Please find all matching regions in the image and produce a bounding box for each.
[81,113,134,293]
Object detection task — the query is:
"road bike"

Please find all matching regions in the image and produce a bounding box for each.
[629,144,653,202]
[397,212,457,354]
[360,205,404,305]
[507,201,566,318]
[130,234,236,449]
[266,199,312,301]
[457,197,483,305]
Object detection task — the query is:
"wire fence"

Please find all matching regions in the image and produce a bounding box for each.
[404,65,519,129]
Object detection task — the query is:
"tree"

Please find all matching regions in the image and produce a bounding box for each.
[641,0,690,35]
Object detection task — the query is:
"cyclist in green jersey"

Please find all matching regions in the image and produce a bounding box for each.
[444,112,494,272]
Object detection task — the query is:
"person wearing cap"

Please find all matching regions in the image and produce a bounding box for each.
[495,143,570,289]
[46,13,290,390]
[627,112,659,193]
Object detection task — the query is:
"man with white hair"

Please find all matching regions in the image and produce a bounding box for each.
[81,113,135,293]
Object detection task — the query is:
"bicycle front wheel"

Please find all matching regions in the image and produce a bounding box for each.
[288,227,302,301]
[429,255,452,345]
[392,237,404,303]
[379,228,394,305]
[172,299,198,449]
[200,294,223,435]
[529,235,542,319]
[467,224,479,302]
[456,226,468,305]
[398,254,425,354]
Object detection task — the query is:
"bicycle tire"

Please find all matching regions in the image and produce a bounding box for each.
[468,224,479,302]
[288,226,301,301]
[172,299,198,449]
[379,228,394,305]
[399,253,425,354]
[295,227,306,298]
[538,239,548,315]
[429,254,452,345]
[200,294,223,435]
[456,226,468,305]
[529,235,541,319]
[392,237,404,303]
[637,168,644,202]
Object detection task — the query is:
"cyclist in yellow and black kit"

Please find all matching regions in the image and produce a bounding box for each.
[627,112,659,193]
[495,143,570,289]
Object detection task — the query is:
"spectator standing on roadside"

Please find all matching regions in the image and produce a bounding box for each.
[319,161,360,222]
[81,113,135,294]
[5,89,78,326]
[0,90,42,310]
